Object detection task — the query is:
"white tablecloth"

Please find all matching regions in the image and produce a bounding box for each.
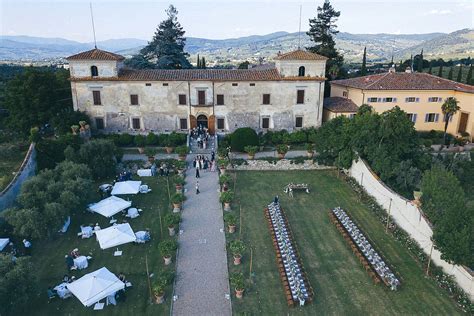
[81,226,93,238]
[54,282,71,299]
[127,208,139,218]
[73,256,88,270]
[0,238,9,251]
[137,169,152,177]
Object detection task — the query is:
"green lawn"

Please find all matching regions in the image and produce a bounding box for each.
[23,175,176,315]
[226,170,462,315]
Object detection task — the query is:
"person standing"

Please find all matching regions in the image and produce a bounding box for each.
[195,181,200,194]
[195,166,200,178]
[23,239,32,255]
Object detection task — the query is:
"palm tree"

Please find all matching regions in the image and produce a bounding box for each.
[441,97,460,145]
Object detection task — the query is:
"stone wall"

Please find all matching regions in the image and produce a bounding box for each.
[230,159,334,171]
[0,143,36,211]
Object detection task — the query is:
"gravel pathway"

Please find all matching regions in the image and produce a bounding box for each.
[172,153,232,316]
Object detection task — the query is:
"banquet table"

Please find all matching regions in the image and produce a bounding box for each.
[73,256,88,270]
[81,226,93,238]
[54,282,72,299]
[137,169,152,177]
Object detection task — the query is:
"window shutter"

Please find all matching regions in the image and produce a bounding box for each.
[416,98,420,102]
[425,114,429,122]
[405,97,409,102]
[435,114,439,122]
[377,98,382,102]
[413,114,417,123]
[393,98,397,102]
[438,97,442,102]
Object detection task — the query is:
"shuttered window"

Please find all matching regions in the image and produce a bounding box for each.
[180,118,188,130]
[262,117,270,129]
[424,113,439,122]
[295,116,303,128]
[130,94,139,105]
[217,118,225,130]
[297,90,305,104]
[198,90,206,105]
[92,90,101,105]
[262,94,271,105]
[178,94,187,105]
[132,118,141,129]
[216,94,225,105]
[95,117,104,130]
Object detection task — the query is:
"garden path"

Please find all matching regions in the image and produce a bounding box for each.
[172,148,231,316]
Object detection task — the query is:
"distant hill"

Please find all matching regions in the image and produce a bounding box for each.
[1,29,472,63]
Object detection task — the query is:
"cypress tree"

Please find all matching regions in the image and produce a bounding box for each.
[197,54,200,68]
[447,67,453,80]
[428,61,432,75]
[201,57,206,69]
[138,5,191,69]
[307,0,343,80]
[416,49,424,72]
[438,65,443,77]
[398,60,403,72]
[466,64,473,84]
[360,47,367,76]
[456,65,463,82]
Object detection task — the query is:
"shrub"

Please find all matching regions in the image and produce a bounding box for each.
[134,135,146,147]
[220,191,234,203]
[219,174,231,185]
[158,240,178,257]
[229,240,246,255]
[230,272,244,290]
[217,147,228,158]
[175,146,188,156]
[164,213,181,227]
[276,144,288,154]
[146,132,159,146]
[289,130,307,144]
[171,193,186,204]
[29,127,40,143]
[117,133,134,146]
[244,145,258,155]
[230,128,258,152]
[306,143,314,152]
[173,176,185,186]
[223,213,237,226]
[168,132,186,147]
[144,147,157,157]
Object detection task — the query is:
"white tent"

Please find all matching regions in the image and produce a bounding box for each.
[0,238,9,251]
[111,181,142,195]
[95,223,136,250]
[67,267,125,307]
[89,196,132,218]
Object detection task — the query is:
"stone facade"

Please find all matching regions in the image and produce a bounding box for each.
[68,49,326,134]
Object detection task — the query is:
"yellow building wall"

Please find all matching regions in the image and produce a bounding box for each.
[330,84,474,139]
[322,109,355,122]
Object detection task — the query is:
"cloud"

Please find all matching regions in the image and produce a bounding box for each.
[424,9,453,15]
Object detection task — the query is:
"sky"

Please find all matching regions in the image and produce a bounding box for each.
[1,0,473,42]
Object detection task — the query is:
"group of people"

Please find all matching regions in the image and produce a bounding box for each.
[193,152,216,178]
[191,125,211,149]
[65,248,81,270]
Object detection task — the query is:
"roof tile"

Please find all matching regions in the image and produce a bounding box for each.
[274,49,328,61]
[67,48,125,61]
[324,97,359,113]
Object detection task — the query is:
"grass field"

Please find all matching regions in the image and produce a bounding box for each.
[226,170,462,315]
[22,175,176,316]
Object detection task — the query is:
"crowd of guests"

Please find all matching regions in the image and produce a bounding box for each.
[191,126,211,149]
[193,152,216,178]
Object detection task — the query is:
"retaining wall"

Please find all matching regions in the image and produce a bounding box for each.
[348,158,473,300]
[0,143,36,211]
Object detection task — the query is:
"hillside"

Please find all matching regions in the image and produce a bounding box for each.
[0,29,472,63]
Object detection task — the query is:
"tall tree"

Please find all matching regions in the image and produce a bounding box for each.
[416,49,423,72]
[447,66,453,80]
[197,54,200,68]
[201,57,206,69]
[137,5,191,69]
[466,64,473,84]
[360,46,367,76]
[307,0,343,80]
[441,97,460,145]
[427,61,432,74]
[437,64,443,77]
[456,65,463,82]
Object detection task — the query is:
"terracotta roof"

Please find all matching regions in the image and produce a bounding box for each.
[331,72,474,93]
[66,48,125,61]
[324,97,359,113]
[274,49,328,61]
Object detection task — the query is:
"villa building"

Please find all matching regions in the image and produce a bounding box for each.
[326,68,474,140]
[67,49,327,134]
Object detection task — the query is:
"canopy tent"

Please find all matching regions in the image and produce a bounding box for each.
[95,223,136,250]
[67,267,125,307]
[111,181,142,195]
[89,196,132,218]
[0,238,9,251]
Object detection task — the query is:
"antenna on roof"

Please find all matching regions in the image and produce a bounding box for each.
[298,4,302,49]
[90,2,97,49]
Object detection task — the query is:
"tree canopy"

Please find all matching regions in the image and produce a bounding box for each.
[4,161,94,239]
[129,5,191,69]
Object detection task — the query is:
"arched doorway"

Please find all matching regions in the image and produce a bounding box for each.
[196,114,208,128]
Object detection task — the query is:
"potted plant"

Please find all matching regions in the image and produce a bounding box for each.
[276,144,288,159]
[223,213,237,234]
[218,158,228,175]
[174,160,186,176]
[163,137,175,154]
[230,272,245,299]
[306,143,314,158]
[229,239,246,265]
[71,125,79,135]
[171,193,186,212]
[164,213,181,237]
[158,239,178,265]
[217,147,228,160]
[144,147,157,163]
[244,145,258,160]
[219,174,231,192]
[175,146,188,161]
[220,190,234,211]
[174,176,185,193]
[152,279,167,304]
[134,135,147,154]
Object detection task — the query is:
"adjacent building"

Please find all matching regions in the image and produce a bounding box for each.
[327,69,474,139]
[67,49,327,134]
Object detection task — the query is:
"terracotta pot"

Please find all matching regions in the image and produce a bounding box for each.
[277,153,285,159]
[307,151,314,158]
[173,203,181,213]
[178,155,186,161]
[247,154,255,160]
[165,147,174,154]
[175,184,182,193]
[224,202,231,211]
[233,254,242,265]
[219,167,226,175]
[178,168,185,176]
[235,288,244,299]
[138,147,145,154]
[164,256,172,265]
[154,293,165,304]
[228,224,236,234]
[168,225,176,237]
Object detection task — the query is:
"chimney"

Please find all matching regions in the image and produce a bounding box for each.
[405,67,412,73]
[388,65,396,73]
